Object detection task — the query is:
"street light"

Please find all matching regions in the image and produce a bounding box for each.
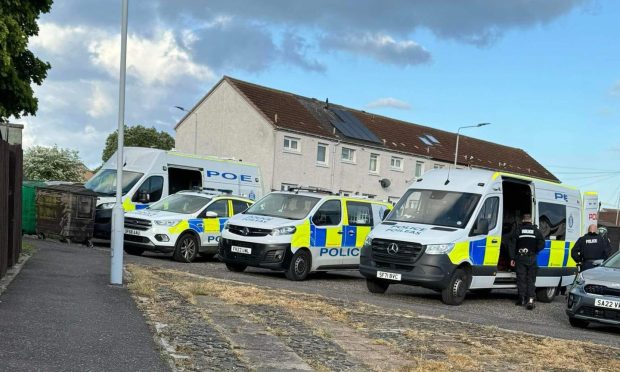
[174,106,198,154]
[454,122,491,166]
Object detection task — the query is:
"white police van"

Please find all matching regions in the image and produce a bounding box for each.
[359,169,598,305]
[123,191,254,262]
[84,147,263,240]
[219,190,392,280]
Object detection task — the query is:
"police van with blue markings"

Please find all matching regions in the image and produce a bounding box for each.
[123,191,254,262]
[360,169,598,305]
[84,147,263,240]
[218,190,392,280]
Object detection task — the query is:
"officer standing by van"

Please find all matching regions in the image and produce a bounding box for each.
[510,214,545,310]
[571,224,612,272]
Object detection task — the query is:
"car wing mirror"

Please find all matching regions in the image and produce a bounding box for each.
[592,259,604,267]
[205,211,218,218]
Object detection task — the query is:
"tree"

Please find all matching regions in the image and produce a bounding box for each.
[0,0,53,121]
[101,125,175,162]
[24,145,85,182]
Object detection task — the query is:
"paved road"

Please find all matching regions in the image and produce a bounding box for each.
[122,249,620,348]
[0,239,169,372]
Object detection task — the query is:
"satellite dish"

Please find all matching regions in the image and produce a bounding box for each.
[379,178,391,188]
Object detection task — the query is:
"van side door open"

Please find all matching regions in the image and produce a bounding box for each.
[168,167,202,194]
[311,199,344,269]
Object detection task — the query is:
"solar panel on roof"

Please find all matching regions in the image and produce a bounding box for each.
[419,136,433,146]
[330,109,382,144]
[425,134,440,144]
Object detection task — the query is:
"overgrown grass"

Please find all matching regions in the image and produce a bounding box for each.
[21,240,36,256]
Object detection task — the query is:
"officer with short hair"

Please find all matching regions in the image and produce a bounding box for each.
[571,224,613,272]
[510,214,545,310]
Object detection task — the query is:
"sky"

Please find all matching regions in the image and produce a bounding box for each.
[17,0,620,207]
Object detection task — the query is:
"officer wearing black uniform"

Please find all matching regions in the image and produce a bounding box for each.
[510,214,545,310]
[571,224,613,271]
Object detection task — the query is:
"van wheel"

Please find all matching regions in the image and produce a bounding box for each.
[173,234,198,263]
[536,287,557,303]
[366,279,390,294]
[124,246,144,256]
[285,249,311,281]
[569,317,589,328]
[226,263,247,272]
[441,268,470,306]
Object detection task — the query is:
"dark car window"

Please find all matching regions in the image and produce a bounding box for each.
[232,199,250,215]
[312,200,342,226]
[203,199,228,218]
[132,176,164,203]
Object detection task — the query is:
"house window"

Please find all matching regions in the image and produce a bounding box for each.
[283,136,300,152]
[316,143,328,165]
[434,164,445,169]
[415,161,424,178]
[341,147,356,163]
[369,153,379,173]
[390,156,403,171]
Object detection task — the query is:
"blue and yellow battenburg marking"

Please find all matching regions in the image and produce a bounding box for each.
[122,198,149,212]
[168,218,229,235]
[448,237,577,268]
[289,219,372,257]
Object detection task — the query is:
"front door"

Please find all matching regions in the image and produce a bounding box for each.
[310,199,343,269]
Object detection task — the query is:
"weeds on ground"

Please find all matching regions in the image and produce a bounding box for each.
[21,240,36,256]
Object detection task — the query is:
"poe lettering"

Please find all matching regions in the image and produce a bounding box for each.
[206,170,253,182]
[554,192,568,202]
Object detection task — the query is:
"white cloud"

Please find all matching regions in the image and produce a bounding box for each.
[88,29,215,86]
[366,97,412,110]
[87,81,114,118]
[321,33,431,66]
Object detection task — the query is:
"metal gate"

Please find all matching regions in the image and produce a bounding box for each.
[0,139,23,279]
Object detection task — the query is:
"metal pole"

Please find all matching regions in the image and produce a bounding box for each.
[615,193,620,226]
[453,129,461,166]
[111,0,128,285]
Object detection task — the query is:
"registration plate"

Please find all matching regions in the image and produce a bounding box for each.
[124,228,141,236]
[231,246,252,255]
[377,271,401,281]
[594,298,620,309]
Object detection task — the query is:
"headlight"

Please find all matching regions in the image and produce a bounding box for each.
[425,243,455,254]
[99,202,116,209]
[575,273,585,285]
[154,219,181,227]
[270,226,297,236]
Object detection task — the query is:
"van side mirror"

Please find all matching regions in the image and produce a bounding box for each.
[382,209,391,221]
[473,218,490,236]
[138,192,150,204]
[205,211,218,218]
[592,259,604,267]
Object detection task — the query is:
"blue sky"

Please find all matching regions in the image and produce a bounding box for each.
[19,0,620,206]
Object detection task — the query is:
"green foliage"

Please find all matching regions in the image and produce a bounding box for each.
[0,0,53,121]
[102,125,175,162]
[24,145,85,182]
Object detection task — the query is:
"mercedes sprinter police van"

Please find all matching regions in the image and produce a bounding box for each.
[84,147,263,240]
[360,169,598,305]
[123,191,253,262]
[219,191,392,280]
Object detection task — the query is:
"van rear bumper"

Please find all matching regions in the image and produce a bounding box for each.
[359,250,454,290]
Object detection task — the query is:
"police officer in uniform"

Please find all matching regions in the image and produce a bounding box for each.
[510,214,545,310]
[571,224,613,271]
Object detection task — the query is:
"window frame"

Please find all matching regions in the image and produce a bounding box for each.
[390,156,404,171]
[231,199,251,215]
[415,161,424,178]
[538,201,567,240]
[316,143,329,166]
[283,136,301,153]
[132,175,164,203]
[346,201,374,227]
[341,147,356,163]
[369,153,380,173]
[471,196,500,235]
[201,199,229,218]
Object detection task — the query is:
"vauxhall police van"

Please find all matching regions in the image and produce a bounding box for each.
[219,191,392,280]
[123,191,253,262]
[360,169,598,305]
[84,147,263,240]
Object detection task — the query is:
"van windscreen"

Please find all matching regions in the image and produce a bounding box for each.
[387,189,481,229]
[245,193,320,220]
[84,169,143,196]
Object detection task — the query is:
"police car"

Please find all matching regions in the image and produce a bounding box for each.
[566,252,620,328]
[123,191,253,262]
[218,191,392,280]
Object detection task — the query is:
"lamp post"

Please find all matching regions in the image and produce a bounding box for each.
[110,0,128,285]
[174,106,198,154]
[454,122,491,166]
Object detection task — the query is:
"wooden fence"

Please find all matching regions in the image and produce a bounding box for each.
[0,139,22,279]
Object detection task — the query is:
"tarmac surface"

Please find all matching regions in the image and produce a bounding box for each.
[124,247,620,348]
[0,239,169,372]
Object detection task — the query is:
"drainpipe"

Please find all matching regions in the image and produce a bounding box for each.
[271,129,278,191]
[330,140,341,193]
